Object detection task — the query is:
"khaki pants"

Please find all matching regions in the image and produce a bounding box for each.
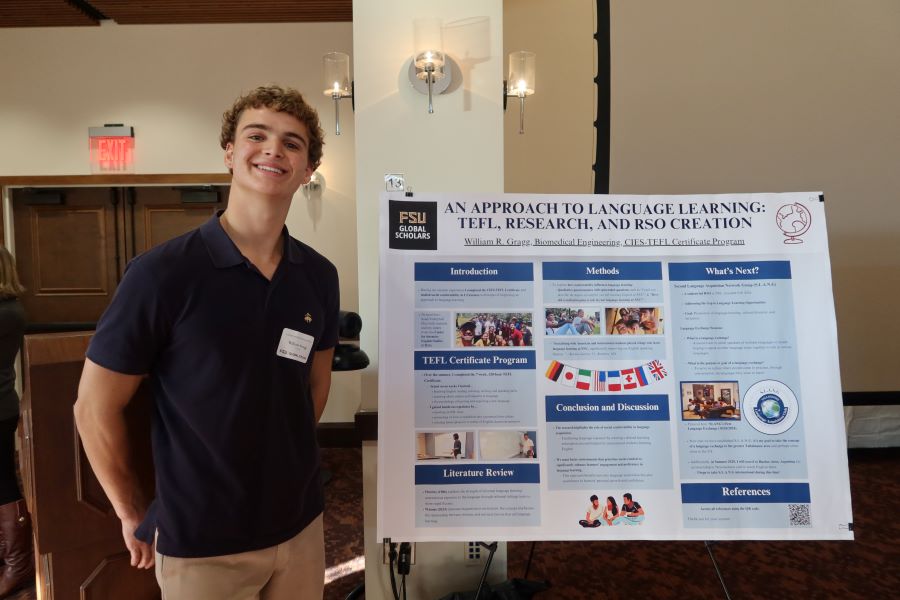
[155,513,325,600]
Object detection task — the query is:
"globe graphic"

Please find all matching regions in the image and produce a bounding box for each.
[775,203,811,244]
[760,398,782,419]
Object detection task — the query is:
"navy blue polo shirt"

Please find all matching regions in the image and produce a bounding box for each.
[87,214,339,558]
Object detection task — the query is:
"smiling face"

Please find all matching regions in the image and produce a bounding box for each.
[224,107,314,201]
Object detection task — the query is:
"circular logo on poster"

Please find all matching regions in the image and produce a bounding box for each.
[775,203,812,244]
[743,380,799,435]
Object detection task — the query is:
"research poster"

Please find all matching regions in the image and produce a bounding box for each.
[377,192,853,542]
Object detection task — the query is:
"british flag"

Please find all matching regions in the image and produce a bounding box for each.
[646,359,667,381]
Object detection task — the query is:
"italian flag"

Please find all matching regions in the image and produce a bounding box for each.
[576,369,592,390]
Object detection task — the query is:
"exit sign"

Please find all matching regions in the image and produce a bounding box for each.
[89,125,134,173]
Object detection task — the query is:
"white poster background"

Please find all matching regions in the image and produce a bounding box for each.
[377,192,853,541]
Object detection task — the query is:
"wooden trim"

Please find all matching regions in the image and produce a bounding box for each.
[848,447,900,457]
[0,174,231,186]
[24,332,93,366]
[354,410,378,442]
[843,391,900,406]
[316,422,360,448]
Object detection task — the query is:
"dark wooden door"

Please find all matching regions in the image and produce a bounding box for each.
[21,332,159,600]
[12,188,120,325]
[126,185,228,264]
[12,185,227,328]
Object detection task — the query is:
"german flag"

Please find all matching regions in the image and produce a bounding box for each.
[545,360,564,381]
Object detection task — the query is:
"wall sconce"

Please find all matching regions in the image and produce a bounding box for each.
[302,171,325,200]
[322,51,354,135]
[408,18,451,114]
[503,51,536,134]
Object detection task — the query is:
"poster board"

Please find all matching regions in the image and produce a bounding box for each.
[377,191,853,541]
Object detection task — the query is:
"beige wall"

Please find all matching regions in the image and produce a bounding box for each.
[353,3,505,413]
[0,21,361,422]
[609,0,900,392]
[608,0,900,444]
[503,0,595,193]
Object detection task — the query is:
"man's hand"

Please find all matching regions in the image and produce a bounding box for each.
[121,515,154,569]
[75,359,151,569]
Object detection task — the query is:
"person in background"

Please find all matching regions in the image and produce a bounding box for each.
[475,331,493,347]
[508,320,524,346]
[0,246,31,597]
[521,432,535,458]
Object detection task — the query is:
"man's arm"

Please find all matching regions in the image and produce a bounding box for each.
[73,358,153,569]
[309,347,335,423]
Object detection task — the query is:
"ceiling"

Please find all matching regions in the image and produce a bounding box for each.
[0,0,352,28]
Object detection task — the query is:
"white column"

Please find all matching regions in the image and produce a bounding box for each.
[353,1,506,597]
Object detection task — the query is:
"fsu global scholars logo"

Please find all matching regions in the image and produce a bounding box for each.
[389,200,438,250]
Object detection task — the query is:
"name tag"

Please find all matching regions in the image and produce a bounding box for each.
[276,328,315,364]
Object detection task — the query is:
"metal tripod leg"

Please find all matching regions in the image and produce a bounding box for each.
[705,541,732,600]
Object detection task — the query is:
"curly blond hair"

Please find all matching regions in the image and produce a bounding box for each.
[0,246,24,300]
[220,85,324,170]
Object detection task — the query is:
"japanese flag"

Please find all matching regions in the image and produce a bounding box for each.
[559,365,579,387]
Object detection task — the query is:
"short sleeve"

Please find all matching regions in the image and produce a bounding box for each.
[86,257,172,375]
[316,260,340,351]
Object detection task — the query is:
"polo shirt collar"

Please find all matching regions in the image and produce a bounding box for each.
[200,211,305,268]
[283,225,305,265]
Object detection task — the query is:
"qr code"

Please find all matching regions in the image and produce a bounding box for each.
[788,503,811,527]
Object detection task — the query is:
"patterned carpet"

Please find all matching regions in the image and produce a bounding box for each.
[7,447,897,599]
[320,447,899,600]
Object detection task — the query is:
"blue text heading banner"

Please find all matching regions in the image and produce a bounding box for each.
[415,262,534,281]
[542,261,662,280]
[669,261,791,281]
[546,395,670,422]
[416,463,540,485]
[681,482,811,503]
[415,350,536,371]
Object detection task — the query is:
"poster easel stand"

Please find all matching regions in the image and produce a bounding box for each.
[705,541,732,600]
[473,541,499,600]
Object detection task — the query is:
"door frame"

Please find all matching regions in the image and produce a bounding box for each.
[0,174,231,257]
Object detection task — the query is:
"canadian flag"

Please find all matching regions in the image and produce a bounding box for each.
[622,368,638,390]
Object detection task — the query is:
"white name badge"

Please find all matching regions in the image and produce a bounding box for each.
[276,328,315,364]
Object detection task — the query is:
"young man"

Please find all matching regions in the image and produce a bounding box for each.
[579,495,603,527]
[521,432,535,458]
[73,85,338,600]
[612,493,645,525]
[508,318,524,346]
[458,320,477,346]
